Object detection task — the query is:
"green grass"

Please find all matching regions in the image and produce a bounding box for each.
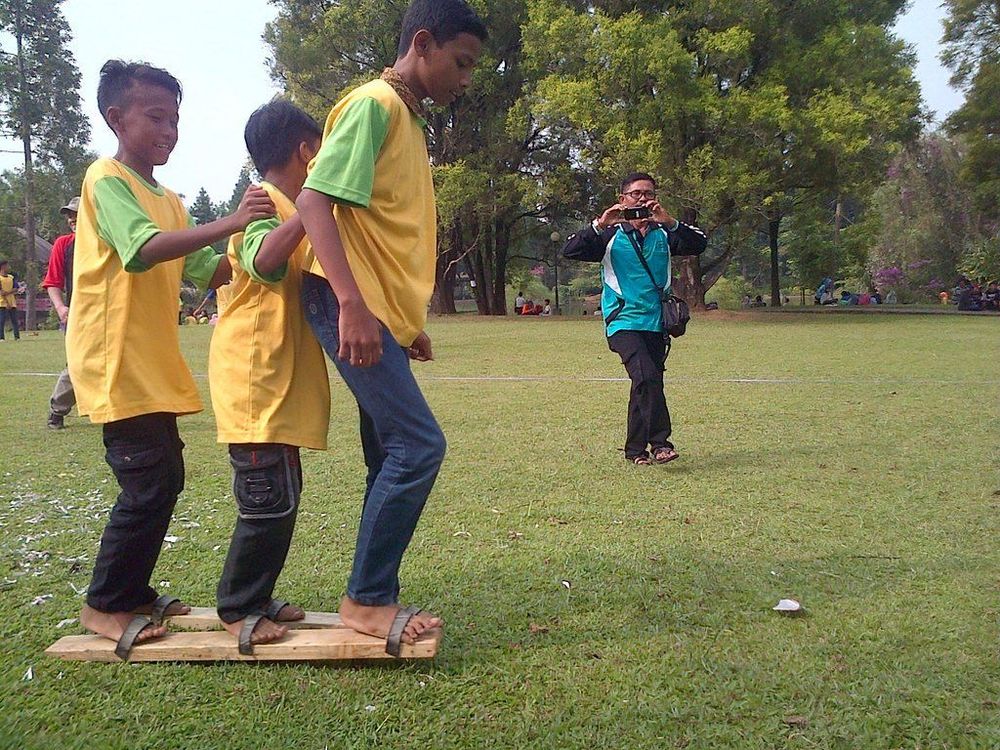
[0,313,998,749]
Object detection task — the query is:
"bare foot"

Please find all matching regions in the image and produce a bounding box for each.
[80,604,166,644]
[131,599,191,618]
[270,601,305,622]
[339,596,442,645]
[223,616,288,647]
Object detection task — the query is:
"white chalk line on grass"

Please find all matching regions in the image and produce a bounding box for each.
[5,371,1000,386]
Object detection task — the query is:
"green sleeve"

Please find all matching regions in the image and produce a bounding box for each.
[303,97,391,208]
[182,245,224,290]
[239,216,286,284]
[93,176,161,272]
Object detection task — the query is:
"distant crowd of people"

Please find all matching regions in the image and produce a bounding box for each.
[948,278,1000,312]
[514,292,552,316]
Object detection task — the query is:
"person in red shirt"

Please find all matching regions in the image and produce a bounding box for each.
[41,197,78,429]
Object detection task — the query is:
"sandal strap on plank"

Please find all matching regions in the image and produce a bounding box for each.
[150,595,182,625]
[265,599,290,620]
[385,605,422,657]
[114,615,156,661]
[239,614,266,655]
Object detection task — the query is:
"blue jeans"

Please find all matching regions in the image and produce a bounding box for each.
[302,273,446,606]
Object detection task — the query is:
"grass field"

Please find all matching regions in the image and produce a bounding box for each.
[0,312,998,749]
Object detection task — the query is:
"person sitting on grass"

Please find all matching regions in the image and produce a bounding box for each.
[67,59,274,657]
[296,0,487,654]
[208,100,331,652]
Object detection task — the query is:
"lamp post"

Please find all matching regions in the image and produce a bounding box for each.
[550,231,561,314]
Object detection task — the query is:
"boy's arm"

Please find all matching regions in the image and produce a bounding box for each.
[94,178,274,270]
[243,214,306,281]
[296,188,383,367]
[138,186,275,265]
[182,247,230,290]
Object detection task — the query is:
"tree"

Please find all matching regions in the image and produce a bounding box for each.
[942,0,1000,221]
[524,0,920,308]
[0,0,90,329]
[864,134,974,301]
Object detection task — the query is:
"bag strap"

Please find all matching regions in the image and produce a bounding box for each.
[626,229,665,294]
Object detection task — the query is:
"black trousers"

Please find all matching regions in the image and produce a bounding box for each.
[87,412,184,612]
[0,307,19,339]
[607,330,672,459]
[216,444,302,623]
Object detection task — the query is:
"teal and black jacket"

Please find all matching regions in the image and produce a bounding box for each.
[563,219,708,336]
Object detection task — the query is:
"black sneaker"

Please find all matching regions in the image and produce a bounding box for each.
[47,413,65,430]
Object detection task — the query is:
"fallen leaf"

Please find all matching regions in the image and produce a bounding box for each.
[529,623,549,635]
[783,715,808,727]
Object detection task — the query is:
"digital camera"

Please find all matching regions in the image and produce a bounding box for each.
[620,206,652,220]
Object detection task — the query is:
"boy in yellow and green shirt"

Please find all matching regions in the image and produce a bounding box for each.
[67,59,275,657]
[0,260,20,341]
[209,100,329,651]
[296,0,486,655]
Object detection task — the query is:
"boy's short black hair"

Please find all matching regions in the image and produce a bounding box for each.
[97,60,182,128]
[397,0,488,58]
[620,172,657,193]
[244,100,322,176]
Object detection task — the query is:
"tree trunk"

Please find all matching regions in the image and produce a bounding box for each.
[672,256,706,308]
[768,212,782,307]
[488,218,510,315]
[430,224,460,314]
[15,5,38,331]
[832,193,843,282]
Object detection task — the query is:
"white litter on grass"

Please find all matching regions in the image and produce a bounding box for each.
[364,705,376,713]
[31,594,53,606]
[22,667,33,681]
[773,598,802,612]
[163,535,180,544]
[158,581,171,588]
[561,580,572,590]
[56,618,77,629]
[68,582,86,595]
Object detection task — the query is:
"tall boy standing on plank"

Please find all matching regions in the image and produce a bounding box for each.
[209,101,330,651]
[297,0,487,654]
[67,60,275,656]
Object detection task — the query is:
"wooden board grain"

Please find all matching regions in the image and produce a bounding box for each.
[45,627,441,662]
[165,607,343,630]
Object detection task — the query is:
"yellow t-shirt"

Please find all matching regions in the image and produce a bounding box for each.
[67,158,222,424]
[303,78,436,347]
[0,274,15,308]
[209,182,330,450]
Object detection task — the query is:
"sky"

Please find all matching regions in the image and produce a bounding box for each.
[0,0,967,206]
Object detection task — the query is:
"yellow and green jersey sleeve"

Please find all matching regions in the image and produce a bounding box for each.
[67,157,206,424]
[92,169,222,289]
[208,181,330,450]
[303,78,437,347]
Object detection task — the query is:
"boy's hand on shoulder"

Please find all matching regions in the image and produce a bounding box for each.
[338,298,383,368]
[233,185,276,230]
[407,331,433,362]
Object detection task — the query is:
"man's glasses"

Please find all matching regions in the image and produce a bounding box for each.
[623,190,656,200]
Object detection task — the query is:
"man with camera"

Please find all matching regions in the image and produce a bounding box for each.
[563,172,707,465]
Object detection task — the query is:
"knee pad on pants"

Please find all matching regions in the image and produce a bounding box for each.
[229,445,300,520]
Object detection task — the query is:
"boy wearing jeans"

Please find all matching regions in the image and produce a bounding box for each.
[297,0,486,654]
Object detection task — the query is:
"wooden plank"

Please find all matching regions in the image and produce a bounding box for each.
[45,627,441,662]
[165,607,343,630]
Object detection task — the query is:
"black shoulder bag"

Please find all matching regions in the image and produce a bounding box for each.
[627,230,690,340]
